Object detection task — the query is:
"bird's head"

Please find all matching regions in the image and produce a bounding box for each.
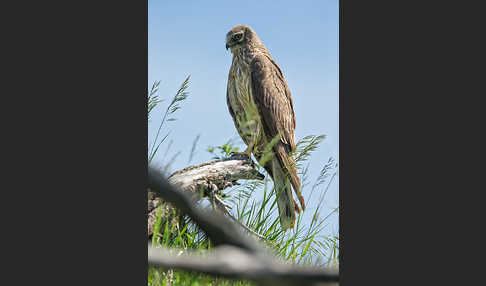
[225,25,260,53]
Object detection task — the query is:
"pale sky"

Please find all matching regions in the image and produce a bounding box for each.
[148,0,339,237]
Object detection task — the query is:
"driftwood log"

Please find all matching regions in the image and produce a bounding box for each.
[148,154,264,236]
[147,165,339,285]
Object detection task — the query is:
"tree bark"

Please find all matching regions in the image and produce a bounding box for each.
[148,154,264,236]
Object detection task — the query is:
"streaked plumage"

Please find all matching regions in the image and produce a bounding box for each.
[225,25,304,230]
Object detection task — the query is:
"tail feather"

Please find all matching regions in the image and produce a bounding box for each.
[272,157,296,230]
[292,196,301,214]
[275,143,305,211]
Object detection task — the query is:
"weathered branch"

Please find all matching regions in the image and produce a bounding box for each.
[167,154,264,198]
[148,164,262,253]
[148,155,265,236]
[147,166,339,285]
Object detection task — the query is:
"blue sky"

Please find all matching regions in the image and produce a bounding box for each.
[149,0,339,236]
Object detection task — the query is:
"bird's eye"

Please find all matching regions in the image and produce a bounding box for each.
[233,34,242,41]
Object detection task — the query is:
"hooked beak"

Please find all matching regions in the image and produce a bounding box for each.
[226,43,230,50]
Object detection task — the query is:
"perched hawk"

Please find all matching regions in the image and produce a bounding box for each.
[225,25,305,230]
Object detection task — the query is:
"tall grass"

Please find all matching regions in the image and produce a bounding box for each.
[211,136,339,267]
[148,76,190,165]
[148,79,339,286]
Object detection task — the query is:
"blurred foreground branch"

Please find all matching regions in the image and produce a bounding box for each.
[147,164,339,285]
[148,245,338,286]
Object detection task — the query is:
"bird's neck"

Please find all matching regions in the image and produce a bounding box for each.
[233,44,269,64]
[233,47,252,65]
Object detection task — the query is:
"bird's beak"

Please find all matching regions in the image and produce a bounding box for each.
[226,43,230,50]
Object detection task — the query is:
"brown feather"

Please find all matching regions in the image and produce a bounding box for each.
[250,54,305,211]
[226,25,305,229]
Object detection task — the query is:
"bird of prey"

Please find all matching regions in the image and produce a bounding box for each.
[225,25,305,230]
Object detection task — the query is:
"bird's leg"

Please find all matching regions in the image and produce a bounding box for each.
[230,142,254,160]
[241,143,254,158]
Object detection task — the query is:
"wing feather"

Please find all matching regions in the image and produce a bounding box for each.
[250,55,296,147]
[250,54,304,210]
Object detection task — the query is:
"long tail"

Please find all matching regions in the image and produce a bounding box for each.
[272,157,296,230]
[275,143,305,211]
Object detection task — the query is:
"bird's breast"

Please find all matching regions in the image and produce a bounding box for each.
[229,60,253,114]
[228,58,266,152]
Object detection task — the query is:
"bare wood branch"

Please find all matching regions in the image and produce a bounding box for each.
[167,154,264,199]
[148,155,265,236]
[148,164,262,253]
[148,245,339,286]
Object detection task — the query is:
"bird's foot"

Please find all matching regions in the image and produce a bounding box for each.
[230,149,259,171]
[230,149,252,160]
